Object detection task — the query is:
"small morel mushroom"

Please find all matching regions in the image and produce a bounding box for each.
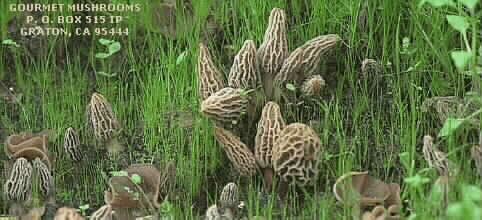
[32,157,53,199]
[197,43,226,101]
[3,157,33,201]
[361,59,383,74]
[214,127,258,177]
[256,8,288,99]
[200,88,249,125]
[422,135,457,177]
[272,123,322,199]
[205,204,234,220]
[471,145,482,181]
[228,40,259,90]
[89,204,112,220]
[54,207,85,220]
[86,92,123,154]
[255,102,285,192]
[301,75,326,97]
[63,127,82,161]
[218,182,239,213]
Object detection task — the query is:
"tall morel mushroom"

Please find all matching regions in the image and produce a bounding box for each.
[256,8,288,98]
[214,127,258,177]
[228,40,260,90]
[32,157,53,199]
[301,75,326,97]
[86,92,123,154]
[63,127,82,161]
[3,157,33,201]
[201,88,249,125]
[197,42,226,102]
[272,123,322,199]
[255,102,285,192]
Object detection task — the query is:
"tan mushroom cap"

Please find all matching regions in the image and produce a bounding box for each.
[219,182,239,209]
[257,8,288,77]
[200,88,249,124]
[86,92,120,143]
[54,207,85,220]
[197,42,226,102]
[32,157,53,199]
[301,75,326,97]
[228,40,260,90]
[5,132,52,168]
[272,123,321,186]
[333,171,392,209]
[64,127,82,161]
[255,101,286,169]
[3,157,33,201]
[214,127,258,177]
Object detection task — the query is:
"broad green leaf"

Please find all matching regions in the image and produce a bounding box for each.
[463,185,482,202]
[99,38,112,45]
[399,152,411,171]
[286,83,296,91]
[110,170,128,177]
[95,53,110,59]
[108,42,121,54]
[2,39,19,47]
[176,51,187,65]
[130,174,141,184]
[446,15,469,34]
[438,118,464,137]
[451,50,473,71]
[458,0,479,10]
[418,0,456,8]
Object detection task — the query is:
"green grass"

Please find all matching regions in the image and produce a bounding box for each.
[1,0,481,219]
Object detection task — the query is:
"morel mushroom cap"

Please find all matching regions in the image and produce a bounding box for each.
[422,135,457,176]
[86,92,120,143]
[257,8,288,77]
[301,75,326,97]
[197,42,226,101]
[219,182,239,209]
[333,171,391,209]
[272,123,321,186]
[214,127,258,177]
[204,204,234,220]
[274,34,340,88]
[255,102,286,169]
[3,157,33,201]
[228,40,260,90]
[5,132,51,168]
[54,207,85,220]
[89,204,113,220]
[32,157,53,198]
[200,88,249,124]
[63,127,82,161]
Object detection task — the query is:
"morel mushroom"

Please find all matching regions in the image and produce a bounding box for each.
[55,207,85,220]
[205,204,234,220]
[86,92,123,154]
[218,182,239,213]
[422,135,457,177]
[214,127,258,177]
[301,75,326,97]
[3,157,33,201]
[63,127,82,161]
[89,204,113,220]
[255,102,285,192]
[228,40,259,90]
[197,42,226,101]
[256,8,288,98]
[32,157,53,199]
[200,88,249,125]
[272,123,322,199]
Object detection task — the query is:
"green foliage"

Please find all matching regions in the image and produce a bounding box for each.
[2,39,19,47]
[96,38,121,59]
[437,118,464,137]
[446,185,482,220]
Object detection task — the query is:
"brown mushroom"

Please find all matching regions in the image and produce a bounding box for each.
[228,40,260,90]
[204,204,235,220]
[333,171,391,210]
[200,88,249,125]
[214,127,258,177]
[422,135,457,177]
[3,157,33,201]
[361,205,386,220]
[255,102,286,192]
[32,157,53,199]
[256,8,288,99]
[54,207,85,220]
[4,132,51,168]
[63,127,82,161]
[89,204,112,220]
[218,182,239,212]
[272,123,322,199]
[197,42,226,102]
[86,92,123,154]
[301,75,326,97]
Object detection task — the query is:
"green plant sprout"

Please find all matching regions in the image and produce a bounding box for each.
[2,39,20,47]
[95,38,121,77]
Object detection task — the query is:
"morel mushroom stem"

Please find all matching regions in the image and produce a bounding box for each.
[277,179,289,201]
[263,167,274,193]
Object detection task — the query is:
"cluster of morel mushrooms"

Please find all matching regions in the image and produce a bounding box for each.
[199,8,401,219]
[3,93,176,219]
